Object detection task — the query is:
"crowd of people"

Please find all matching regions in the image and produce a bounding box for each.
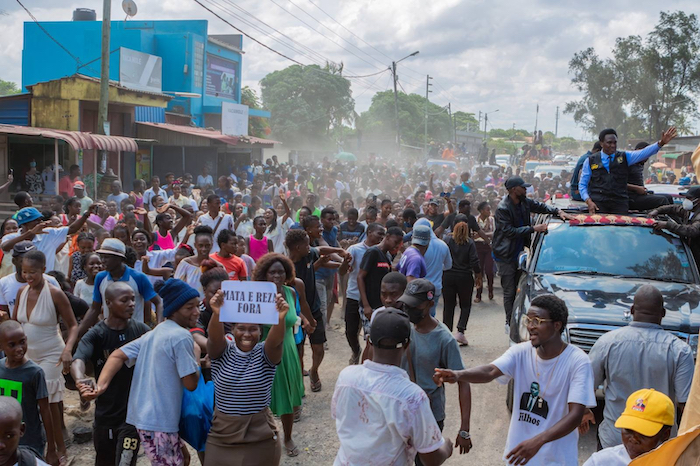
[0,126,697,466]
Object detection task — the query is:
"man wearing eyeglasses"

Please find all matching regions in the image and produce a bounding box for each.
[434,294,595,466]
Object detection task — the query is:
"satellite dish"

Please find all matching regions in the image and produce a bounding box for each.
[122,0,138,17]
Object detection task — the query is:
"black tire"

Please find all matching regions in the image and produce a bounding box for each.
[506,379,514,412]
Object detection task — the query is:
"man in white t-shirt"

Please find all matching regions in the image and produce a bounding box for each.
[196,194,233,254]
[583,389,674,466]
[1,206,93,272]
[434,294,595,466]
[0,241,60,318]
[332,308,453,466]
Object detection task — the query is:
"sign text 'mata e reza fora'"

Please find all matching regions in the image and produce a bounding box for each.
[219,281,279,325]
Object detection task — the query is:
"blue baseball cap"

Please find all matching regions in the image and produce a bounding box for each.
[15,207,42,226]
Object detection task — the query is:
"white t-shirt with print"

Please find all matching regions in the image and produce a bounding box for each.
[492,342,596,466]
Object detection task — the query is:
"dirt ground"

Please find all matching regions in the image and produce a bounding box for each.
[64,284,598,465]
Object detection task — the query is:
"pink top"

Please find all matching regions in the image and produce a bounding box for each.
[248,235,269,262]
[150,231,176,251]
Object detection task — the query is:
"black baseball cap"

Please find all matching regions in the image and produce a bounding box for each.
[397,278,436,308]
[684,186,700,199]
[370,308,411,349]
[12,241,36,257]
[505,176,532,190]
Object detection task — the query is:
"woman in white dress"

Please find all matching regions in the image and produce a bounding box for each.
[14,249,78,463]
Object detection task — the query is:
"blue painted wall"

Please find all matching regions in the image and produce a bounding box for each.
[22,19,244,127]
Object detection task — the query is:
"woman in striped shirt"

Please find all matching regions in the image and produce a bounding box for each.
[205,273,289,466]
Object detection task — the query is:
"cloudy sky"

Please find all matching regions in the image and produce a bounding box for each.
[1,0,697,138]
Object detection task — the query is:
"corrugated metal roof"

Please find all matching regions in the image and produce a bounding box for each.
[26,74,172,100]
[135,106,166,123]
[136,122,239,145]
[236,135,281,145]
[0,124,138,152]
[0,95,30,126]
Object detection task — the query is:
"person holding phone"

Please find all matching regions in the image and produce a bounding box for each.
[72,282,150,466]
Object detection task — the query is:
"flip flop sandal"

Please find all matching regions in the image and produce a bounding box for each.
[286,445,300,457]
[302,370,309,377]
[310,376,322,392]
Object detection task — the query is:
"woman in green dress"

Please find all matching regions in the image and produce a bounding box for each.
[253,253,306,457]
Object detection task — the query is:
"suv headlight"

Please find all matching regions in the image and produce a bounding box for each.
[687,334,698,357]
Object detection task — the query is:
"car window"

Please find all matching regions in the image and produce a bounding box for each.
[534,223,695,283]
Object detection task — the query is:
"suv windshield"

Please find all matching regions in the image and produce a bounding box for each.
[534,223,696,283]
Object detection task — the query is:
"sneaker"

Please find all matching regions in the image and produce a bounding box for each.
[454,331,469,346]
[505,323,510,335]
[349,351,360,365]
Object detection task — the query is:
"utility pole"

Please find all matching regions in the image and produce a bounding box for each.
[555,106,559,138]
[392,61,400,156]
[97,0,111,136]
[484,112,488,139]
[478,111,482,132]
[424,75,432,152]
[453,111,457,145]
[534,103,539,141]
[447,103,452,141]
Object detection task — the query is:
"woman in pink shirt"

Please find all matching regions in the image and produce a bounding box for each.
[246,216,273,262]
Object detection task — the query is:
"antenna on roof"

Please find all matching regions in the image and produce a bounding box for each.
[122,0,137,19]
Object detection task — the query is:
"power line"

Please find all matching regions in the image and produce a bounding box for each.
[193,0,305,65]
[266,0,390,74]
[302,0,426,83]
[282,0,393,73]
[16,0,83,65]
[213,0,331,66]
[199,0,388,92]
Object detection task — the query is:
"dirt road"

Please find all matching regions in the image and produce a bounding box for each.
[65,285,599,465]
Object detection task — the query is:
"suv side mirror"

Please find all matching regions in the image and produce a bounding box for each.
[518,251,528,270]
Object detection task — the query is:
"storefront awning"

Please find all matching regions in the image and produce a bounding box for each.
[660,152,686,160]
[0,124,138,152]
[136,122,240,146]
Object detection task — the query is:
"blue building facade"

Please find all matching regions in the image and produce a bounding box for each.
[22,19,268,127]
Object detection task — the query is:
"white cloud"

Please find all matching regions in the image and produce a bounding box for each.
[1,0,696,137]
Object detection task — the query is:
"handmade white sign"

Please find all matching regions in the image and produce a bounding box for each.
[219,281,279,324]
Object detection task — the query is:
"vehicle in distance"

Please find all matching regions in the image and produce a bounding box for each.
[506,213,700,409]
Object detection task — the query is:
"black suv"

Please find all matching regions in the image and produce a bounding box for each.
[506,212,700,409]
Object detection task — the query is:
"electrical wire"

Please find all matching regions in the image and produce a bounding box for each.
[198,0,388,92]
[16,0,83,65]
[266,0,388,73]
[193,0,305,65]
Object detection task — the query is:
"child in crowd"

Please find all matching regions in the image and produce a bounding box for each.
[235,235,256,280]
[74,252,103,305]
[0,396,52,465]
[246,216,273,262]
[70,232,95,286]
[73,282,151,466]
[82,279,201,466]
[0,321,59,464]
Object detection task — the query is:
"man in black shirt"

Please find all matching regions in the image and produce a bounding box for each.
[358,227,405,321]
[286,229,348,392]
[424,200,445,231]
[72,282,150,466]
[436,199,489,243]
[627,141,671,211]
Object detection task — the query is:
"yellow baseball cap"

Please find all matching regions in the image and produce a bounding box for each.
[615,389,674,437]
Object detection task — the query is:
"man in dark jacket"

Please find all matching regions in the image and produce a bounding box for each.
[493,177,573,333]
[627,141,671,211]
[570,142,602,201]
[649,186,700,261]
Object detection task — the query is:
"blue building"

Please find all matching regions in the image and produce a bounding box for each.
[21,16,270,127]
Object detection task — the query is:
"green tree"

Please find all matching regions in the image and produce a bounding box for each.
[359,91,454,147]
[240,86,270,139]
[0,79,20,96]
[565,11,700,142]
[260,64,354,146]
